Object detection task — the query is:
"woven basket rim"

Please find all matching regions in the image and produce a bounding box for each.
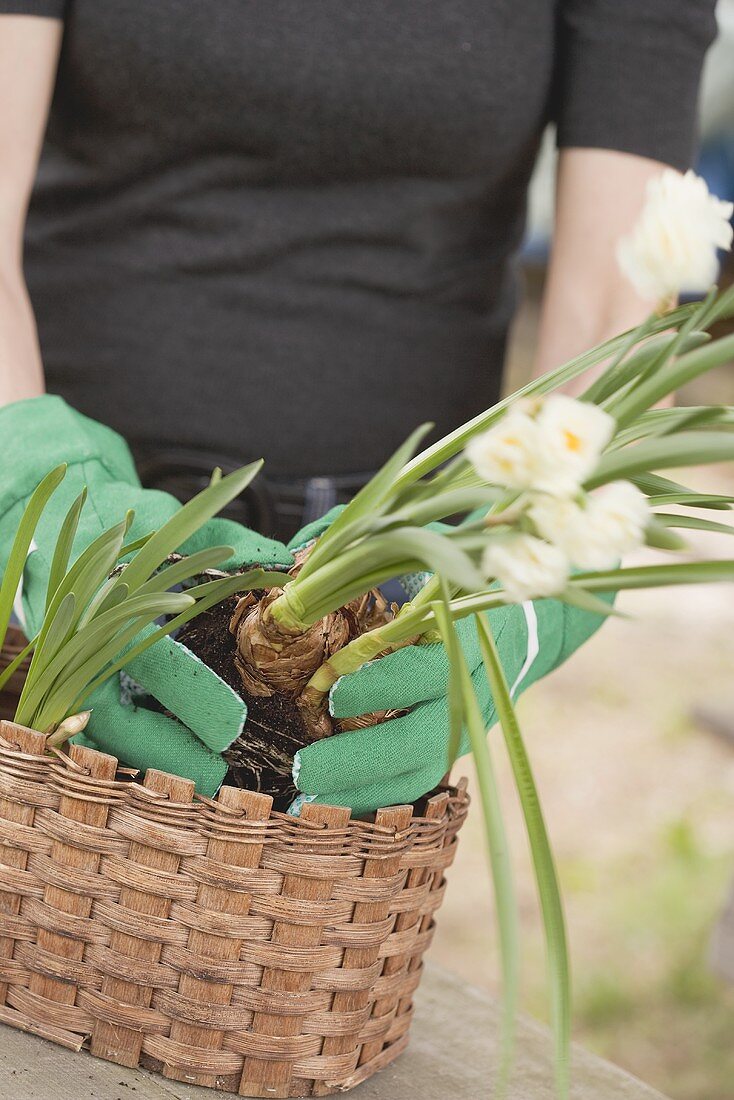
[0,720,469,841]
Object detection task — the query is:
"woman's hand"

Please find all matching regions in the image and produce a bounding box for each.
[292,591,613,816]
[533,148,675,396]
[0,14,62,406]
[0,395,295,794]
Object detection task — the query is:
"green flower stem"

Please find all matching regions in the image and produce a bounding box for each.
[477,615,570,1099]
[448,561,734,622]
[302,603,431,699]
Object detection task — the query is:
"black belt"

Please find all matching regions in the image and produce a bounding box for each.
[134,448,375,543]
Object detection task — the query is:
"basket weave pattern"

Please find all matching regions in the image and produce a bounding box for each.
[0,719,468,1097]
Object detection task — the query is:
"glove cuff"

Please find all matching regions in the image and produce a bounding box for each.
[0,396,139,519]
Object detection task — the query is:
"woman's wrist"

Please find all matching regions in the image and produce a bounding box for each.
[0,264,45,408]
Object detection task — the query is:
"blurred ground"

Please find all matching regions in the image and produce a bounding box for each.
[431,275,734,1100]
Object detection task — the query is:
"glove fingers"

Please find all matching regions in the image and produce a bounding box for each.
[124,635,247,752]
[79,678,227,796]
[329,602,521,718]
[293,761,449,819]
[296,665,499,813]
[296,695,456,797]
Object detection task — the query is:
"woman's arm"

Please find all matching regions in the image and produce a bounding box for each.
[0,15,62,405]
[532,148,669,389]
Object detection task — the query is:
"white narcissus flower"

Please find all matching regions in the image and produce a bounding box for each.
[532,396,615,496]
[617,169,733,304]
[482,533,569,603]
[465,400,544,492]
[529,481,650,570]
[466,395,614,497]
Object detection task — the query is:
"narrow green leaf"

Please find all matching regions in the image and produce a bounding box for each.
[587,433,734,490]
[115,461,263,594]
[653,513,734,537]
[612,332,734,426]
[558,587,627,619]
[0,463,66,652]
[647,492,734,510]
[433,603,519,1096]
[33,592,77,674]
[388,487,501,529]
[45,487,87,611]
[136,545,234,597]
[77,577,129,628]
[39,515,132,649]
[16,591,195,727]
[447,561,734,622]
[0,632,36,694]
[28,593,194,731]
[119,531,154,558]
[612,406,734,449]
[72,570,283,711]
[644,518,688,552]
[570,560,734,593]
[431,588,465,766]
[477,615,570,1100]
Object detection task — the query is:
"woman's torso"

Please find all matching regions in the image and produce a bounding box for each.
[26,0,556,476]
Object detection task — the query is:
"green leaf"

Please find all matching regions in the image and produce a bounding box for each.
[433,603,519,1096]
[635,471,734,510]
[388,487,501,529]
[644,518,688,552]
[583,330,711,407]
[647,492,734,510]
[16,590,195,728]
[77,577,129,629]
[45,487,87,611]
[612,332,734,426]
[430,588,465,766]
[476,615,571,1100]
[653,513,734,537]
[0,463,66,653]
[0,632,36,694]
[34,592,77,675]
[612,406,734,449]
[558,587,627,619]
[136,545,234,596]
[39,514,132,650]
[28,592,194,732]
[570,560,734,593]
[118,531,154,558]
[587,432,734,490]
[114,461,263,595]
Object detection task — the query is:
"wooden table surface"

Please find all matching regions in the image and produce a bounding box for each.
[0,965,668,1100]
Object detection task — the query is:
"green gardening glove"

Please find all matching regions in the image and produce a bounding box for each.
[0,395,293,794]
[288,512,613,816]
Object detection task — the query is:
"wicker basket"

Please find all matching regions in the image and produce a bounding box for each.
[0,641,469,1097]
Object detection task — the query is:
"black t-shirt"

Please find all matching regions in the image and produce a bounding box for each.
[2,1,717,476]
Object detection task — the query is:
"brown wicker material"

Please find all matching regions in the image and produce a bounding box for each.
[0,713,468,1096]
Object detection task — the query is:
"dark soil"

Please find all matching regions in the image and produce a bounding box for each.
[177,595,310,809]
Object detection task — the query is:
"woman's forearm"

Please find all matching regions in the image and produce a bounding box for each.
[533,149,672,394]
[0,264,45,406]
[0,15,63,409]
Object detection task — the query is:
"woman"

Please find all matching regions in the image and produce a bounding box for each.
[0,1,718,809]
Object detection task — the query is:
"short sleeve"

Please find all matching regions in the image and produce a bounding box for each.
[553,0,718,171]
[0,1,66,15]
